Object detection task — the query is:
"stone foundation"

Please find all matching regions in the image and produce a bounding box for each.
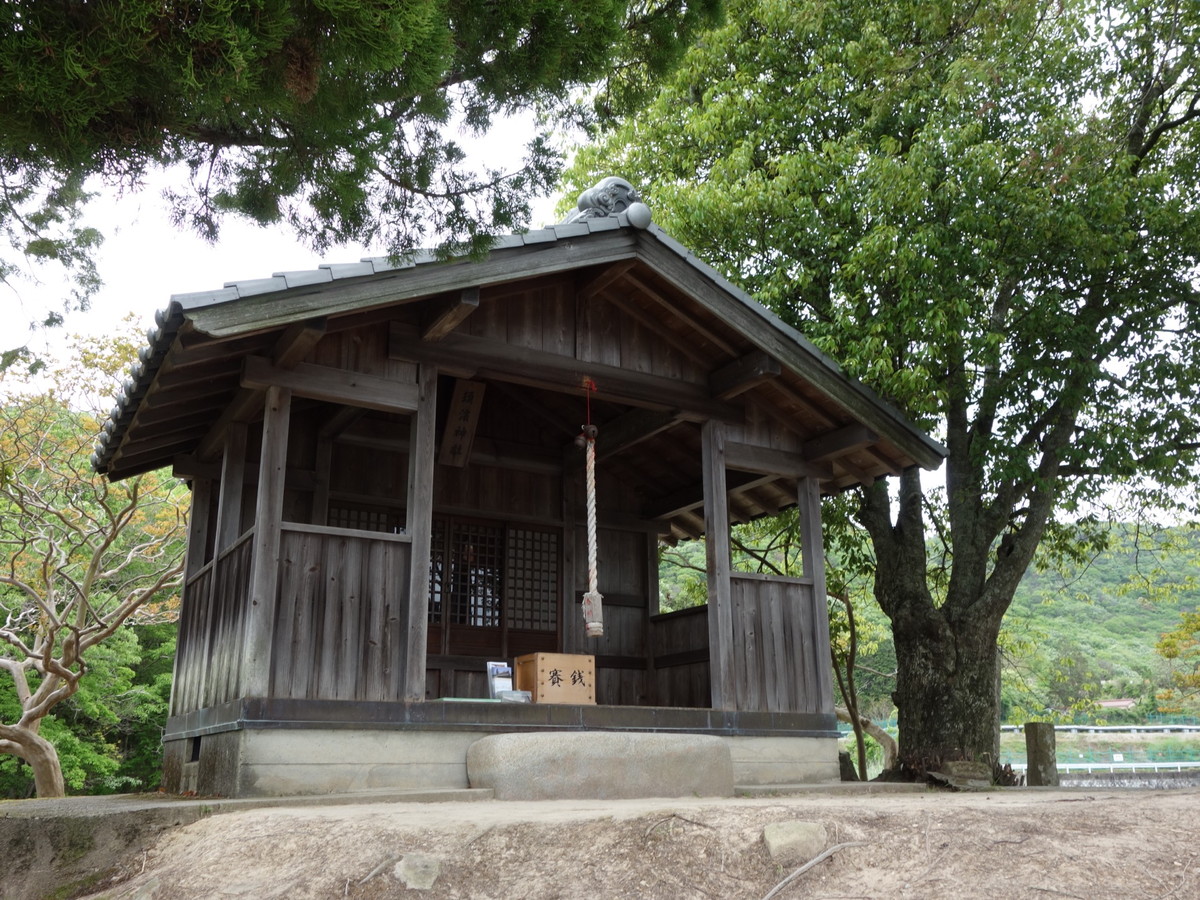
[162,698,839,798]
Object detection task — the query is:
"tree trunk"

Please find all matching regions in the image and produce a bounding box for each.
[890,602,1004,770]
[8,729,67,798]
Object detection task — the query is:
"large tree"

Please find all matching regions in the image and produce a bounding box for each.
[0,0,722,362]
[567,0,1200,769]
[0,332,187,797]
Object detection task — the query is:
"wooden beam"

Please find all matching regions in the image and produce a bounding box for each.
[623,271,739,356]
[172,455,221,483]
[636,239,947,470]
[803,423,878,463]
[317,405,366,440]
[646,470,778,521]
[489,382,579,439]
[422,287,480,342]
[578,259,637,299]
[702,420,736,710]
[595,408,685,462]
[403,365,438,701]
[272,318,327,368]
[709,351,781,400]
[242,355,421,414]
[389,324,740,421]
[243,385,291,697]
[598,291,715,368]
[798,476,834,714]
[725,441,833,481]
[196,389,267,462]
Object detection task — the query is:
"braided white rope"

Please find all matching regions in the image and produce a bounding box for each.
[582,434,604,637]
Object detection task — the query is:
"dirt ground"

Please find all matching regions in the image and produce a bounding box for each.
[75,786,1199,900]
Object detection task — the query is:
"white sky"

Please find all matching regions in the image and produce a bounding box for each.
[12,118,568,359]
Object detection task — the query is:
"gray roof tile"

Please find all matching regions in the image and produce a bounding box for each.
[320,261,377,279]
[275,268,334,288]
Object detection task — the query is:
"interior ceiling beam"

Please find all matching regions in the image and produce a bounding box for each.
[595,407,686,462]
[622,271,738,357]
[803,423,879,463]
[273,318,328,368]
[709,350,781,400]
[489,382,579,439]
[645,470,779,521]
[578,259,638,299]
[422,287,479,342]
[318,405,367,440]
[725,440,832,481]
[389,323,741,421]
[591,289,714,368]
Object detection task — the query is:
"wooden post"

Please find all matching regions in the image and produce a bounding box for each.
[403,364,438,701]
[214,422,247,554]
[242,386,291,698]
[798,475,834,714]
[171,477,213,715]
[1025,722,1060,786]
[645,530,660,705]
[702,420,736,709]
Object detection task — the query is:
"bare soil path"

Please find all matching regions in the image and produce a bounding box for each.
[74,786,1199,899]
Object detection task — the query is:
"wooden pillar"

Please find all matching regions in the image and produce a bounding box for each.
[214,422,248,554]
[702,420,735,709]
[798,475,834,714]
[242,386,291,698]
[403,364,438,701]
[171,477,213,715]
[644,530,660,705]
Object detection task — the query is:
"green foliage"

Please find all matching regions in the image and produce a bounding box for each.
[0,623,174,797]
[567,0,1200,762]
[0,0,722,366]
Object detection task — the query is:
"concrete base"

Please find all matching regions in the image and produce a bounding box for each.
[467,732,734,800]
[724,735,839,786]
[161,699,841,798]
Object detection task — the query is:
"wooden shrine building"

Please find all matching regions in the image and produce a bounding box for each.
[95,179,944,797]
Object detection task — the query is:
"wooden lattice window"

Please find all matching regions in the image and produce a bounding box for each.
[506,527,558,632]
[428,519,559,633]
[429,519,503,627]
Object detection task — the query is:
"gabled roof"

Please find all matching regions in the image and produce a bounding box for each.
[94,209,945,510]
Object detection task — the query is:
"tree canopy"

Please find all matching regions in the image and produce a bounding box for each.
[0,0,721,363]
[567,0,1200,768]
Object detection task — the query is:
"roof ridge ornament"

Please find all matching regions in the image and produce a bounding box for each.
[561,176,652,229]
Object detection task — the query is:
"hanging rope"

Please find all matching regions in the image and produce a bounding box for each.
[578,377,604,638]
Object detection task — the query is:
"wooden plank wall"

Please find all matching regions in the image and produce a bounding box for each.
[650,606,711,708]
[563,526,652,704]
[171,532,254,716]
[729,573,820,713]
[270,525,412,702]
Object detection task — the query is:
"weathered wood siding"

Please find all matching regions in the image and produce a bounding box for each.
[650,606,711,708]
[729,573,823,713]
[269,524,412,702]
[172,531,254,715]
[562,526,652,704]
